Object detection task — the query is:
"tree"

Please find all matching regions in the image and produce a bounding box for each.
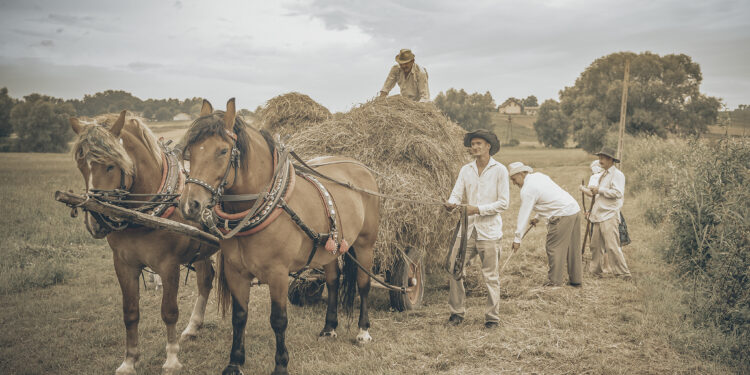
[10,94,76,152]
[434,89,496,131]
[533,99,570,148]
[0,87,16,137]
[560,52,721,152]
[154,107,173,121]
[522,95,538,107]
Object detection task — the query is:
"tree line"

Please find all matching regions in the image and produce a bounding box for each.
[0,89,208,152]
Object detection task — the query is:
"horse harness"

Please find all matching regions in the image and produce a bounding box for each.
[186,130,350,273]
[85,140,183,234]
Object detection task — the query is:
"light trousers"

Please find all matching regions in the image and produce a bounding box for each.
[448,230,501,322]
[589,215,631,277]
[545,213,583,285]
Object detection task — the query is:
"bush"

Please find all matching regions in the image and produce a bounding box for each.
[627,137,750,370]
[10,94,76,152]
[533,99,570,148]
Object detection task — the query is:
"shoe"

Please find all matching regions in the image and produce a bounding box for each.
[484,321,499,329]
[568,282,582,288]
[447,314,464,326]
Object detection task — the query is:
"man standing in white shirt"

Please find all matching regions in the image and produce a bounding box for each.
[509,162,583,287]
[444,129,509,329]
[588,147,632,279]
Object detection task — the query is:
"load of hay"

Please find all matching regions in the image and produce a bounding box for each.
[257,92,331,133]
[260,93,469,271]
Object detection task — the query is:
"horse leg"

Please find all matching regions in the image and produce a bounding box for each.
[319,261,340,338]
[181,258,215,340]
[354,247,373,344]
[222,266,251,375]
[160,265,183,375]
[114,260,141,375]
[268,270,290,375]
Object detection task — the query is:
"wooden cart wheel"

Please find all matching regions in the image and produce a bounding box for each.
[388,247,425,311]
[288,277,325,307]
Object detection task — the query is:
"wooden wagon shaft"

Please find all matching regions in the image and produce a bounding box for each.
[54,190,220,249]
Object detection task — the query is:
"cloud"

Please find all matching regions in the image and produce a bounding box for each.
[127,62,163,71]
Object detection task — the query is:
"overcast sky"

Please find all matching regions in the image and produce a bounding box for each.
[1,0,748,112]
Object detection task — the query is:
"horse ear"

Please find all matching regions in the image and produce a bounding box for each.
[70,117,83,134]
[224,98,236,132]
[200,99,213,117]
[110,110,127,136]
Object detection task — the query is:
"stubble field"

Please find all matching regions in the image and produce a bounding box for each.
[0,125,736,374]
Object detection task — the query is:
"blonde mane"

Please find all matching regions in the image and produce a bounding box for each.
[71,112,161,175]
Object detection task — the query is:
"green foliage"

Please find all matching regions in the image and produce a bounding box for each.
[561,52,722,152]
[627,137,750,369]
[522,95,538,107]
[434,89,496,131]
[154,107,174,121]
[729,105,750,129]
[533,99,570,148]
[71,90,203,119]
[10,94,76,153]
[0,87,16,137]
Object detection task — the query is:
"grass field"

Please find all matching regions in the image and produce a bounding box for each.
[0,131,741,374]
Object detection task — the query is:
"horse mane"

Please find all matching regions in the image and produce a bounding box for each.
[182,111,275,169]
[71,113,161,175]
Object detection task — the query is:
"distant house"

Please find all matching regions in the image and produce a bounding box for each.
[172,113,191,121]
[524,106,540,116]
[498,98,523,115]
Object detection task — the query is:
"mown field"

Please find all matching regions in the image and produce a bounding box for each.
[0,124,740,374]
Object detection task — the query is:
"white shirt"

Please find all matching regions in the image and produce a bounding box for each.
[514,172,580,243]
[589,165,625,223]
[447,158,510,240]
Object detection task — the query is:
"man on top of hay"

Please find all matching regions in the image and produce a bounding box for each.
[444,129,509,329]
[509,162,583,288]
[379,48,430,102]
[586,147,632,280]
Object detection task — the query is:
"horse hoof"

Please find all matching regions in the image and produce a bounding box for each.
[221,364,243,375]
[180,331,197,341]
[356,328,372,344]
[319,329,337,339]
[116,360,137,375]
[271,368,288,375]
[162,365,182,375]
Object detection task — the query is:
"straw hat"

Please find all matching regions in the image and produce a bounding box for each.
[463,129,500,155]
[395,49,415,64]
[595,147,620,163]
[508,162,533,176]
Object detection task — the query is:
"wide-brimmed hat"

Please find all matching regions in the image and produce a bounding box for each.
[508,162,533,176]
[395,49,415,64]
[464,129,500,155]
[595,147,620,163]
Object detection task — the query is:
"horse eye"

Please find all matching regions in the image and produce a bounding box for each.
[220,148,229,156]
[106,165,115,172]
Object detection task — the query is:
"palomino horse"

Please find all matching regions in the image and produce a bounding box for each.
[70,111,218,375]
[179,99,379,375]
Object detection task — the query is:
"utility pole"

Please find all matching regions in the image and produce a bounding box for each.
[507,115,513,142]
[617,59,630,165]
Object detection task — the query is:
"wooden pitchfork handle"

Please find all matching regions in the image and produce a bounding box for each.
[498,222,535,275]
[581,178,596,255]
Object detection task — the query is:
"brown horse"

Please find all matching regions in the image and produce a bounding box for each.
[179,99,379,375]
[70,111,218,375]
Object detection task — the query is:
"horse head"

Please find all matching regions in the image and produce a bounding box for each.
[179,99,240,220]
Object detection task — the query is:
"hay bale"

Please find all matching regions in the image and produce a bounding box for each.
[258,92,331,132]
[269,95,469,271]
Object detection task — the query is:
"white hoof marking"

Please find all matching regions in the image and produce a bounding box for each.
[356,328,372,344]
[319,330,337,339]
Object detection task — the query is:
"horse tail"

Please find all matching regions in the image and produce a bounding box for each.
[339,246,358,319]
[216,251,231,318]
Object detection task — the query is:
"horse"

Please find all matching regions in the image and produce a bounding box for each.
[178,99,380,375]
[70,111,218,375]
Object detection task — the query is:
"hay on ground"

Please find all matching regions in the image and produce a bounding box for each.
[257,92,331,133]
[266,94,469,271]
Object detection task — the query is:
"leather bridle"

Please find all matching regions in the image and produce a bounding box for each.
[184,129,240,208]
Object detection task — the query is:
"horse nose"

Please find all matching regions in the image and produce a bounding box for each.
[181,199,202,220]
